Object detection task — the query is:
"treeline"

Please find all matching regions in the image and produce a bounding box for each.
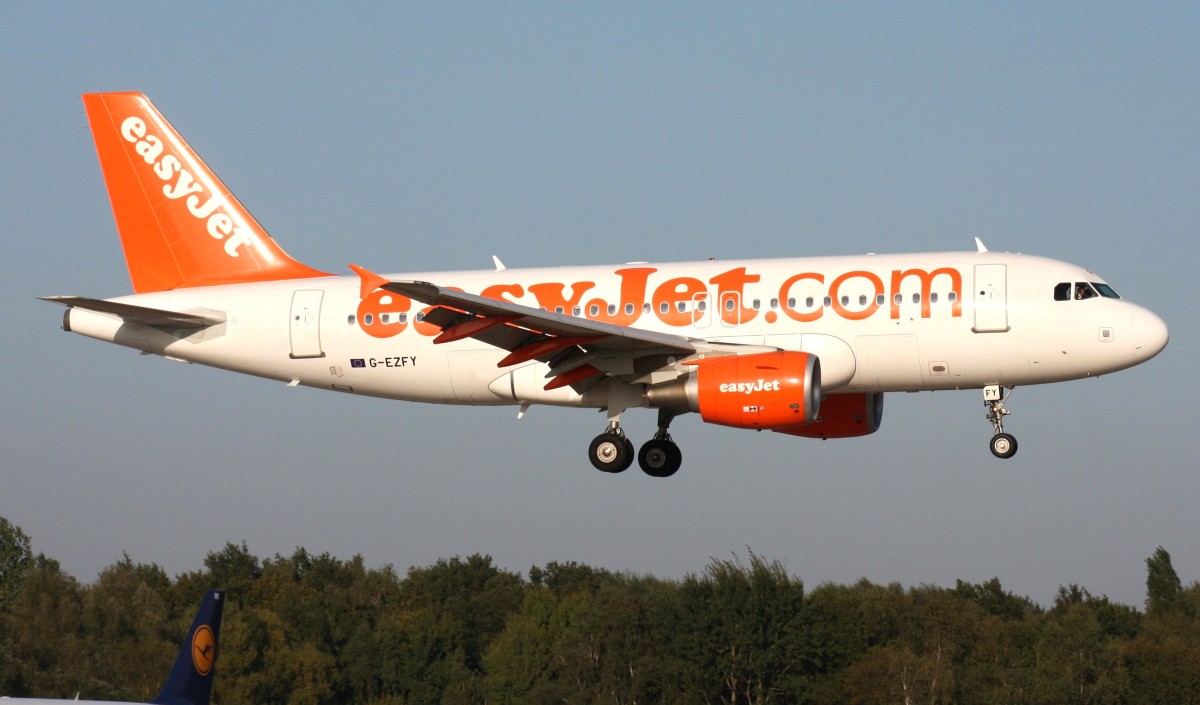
[2,518,1199,705]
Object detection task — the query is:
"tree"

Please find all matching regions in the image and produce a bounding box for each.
[1029,587,1131,704]
[392,554,525,704]
[203,541,263,595]
[1,555,86,698]
[670,552,808,704]
[1146,546,1183,616]
[0,518,32,612]
[80,556,174,701]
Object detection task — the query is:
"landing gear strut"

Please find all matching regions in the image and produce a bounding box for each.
[984,385,1018,459]
[638,410,683,478]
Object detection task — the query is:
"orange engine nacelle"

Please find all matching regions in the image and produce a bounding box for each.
[648,351,821,430]
[775,392,884,439]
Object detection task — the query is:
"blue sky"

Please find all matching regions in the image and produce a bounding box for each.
[2,2,1196,607]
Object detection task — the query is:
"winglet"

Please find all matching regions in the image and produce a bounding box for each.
[349,264,389,299]
[975,237,988,253]
[151,589,225,705]
[492,255,506,271]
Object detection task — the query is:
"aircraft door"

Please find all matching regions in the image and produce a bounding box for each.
[973,264,1009,333]
[289,289,325,358]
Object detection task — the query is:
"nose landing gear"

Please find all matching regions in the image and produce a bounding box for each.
[984,385,1018,459]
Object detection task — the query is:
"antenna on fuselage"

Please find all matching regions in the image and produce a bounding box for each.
[974,237,988,253]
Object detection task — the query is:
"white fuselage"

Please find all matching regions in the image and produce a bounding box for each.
[62,251,1167,409]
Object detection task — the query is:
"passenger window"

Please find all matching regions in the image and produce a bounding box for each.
[876,294,886,306]
[624,303,634,315]
[589,304,599,317]
[930,292,938,304]
[1054,282,1071,301]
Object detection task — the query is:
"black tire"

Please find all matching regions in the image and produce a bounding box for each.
[990,433,1018,459]
[638,439,683,478]
[589,433,632,472]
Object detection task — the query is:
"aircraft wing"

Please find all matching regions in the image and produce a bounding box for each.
[354,267,702,392]
[41,296,226,329]
[385,280,697,353]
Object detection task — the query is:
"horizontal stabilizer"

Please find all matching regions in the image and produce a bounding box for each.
[40,296,225,329]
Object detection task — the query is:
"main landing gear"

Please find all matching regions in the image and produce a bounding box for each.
[588,409,683,477]
[984,385,1018,459]
[588,423,635,473]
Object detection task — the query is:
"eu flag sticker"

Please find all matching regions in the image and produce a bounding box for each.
[350,358,366,368]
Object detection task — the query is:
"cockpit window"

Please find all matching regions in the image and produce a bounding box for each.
[1054,281,1119,301]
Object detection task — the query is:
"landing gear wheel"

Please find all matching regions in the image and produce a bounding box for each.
[638,439,683,478]
[990,433,1018,459]
[589,433,634,473]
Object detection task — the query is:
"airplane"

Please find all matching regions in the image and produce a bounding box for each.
[3,589,224,705]
[44,92,1169,477]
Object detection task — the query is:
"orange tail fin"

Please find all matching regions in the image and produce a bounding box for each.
[82,92,328,292]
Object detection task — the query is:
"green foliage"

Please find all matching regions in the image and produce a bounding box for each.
[2,521,1200,705]
[1145,545,1184,617]
[0,517,33,612]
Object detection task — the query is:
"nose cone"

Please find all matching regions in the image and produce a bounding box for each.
[1133,309,1169,361]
